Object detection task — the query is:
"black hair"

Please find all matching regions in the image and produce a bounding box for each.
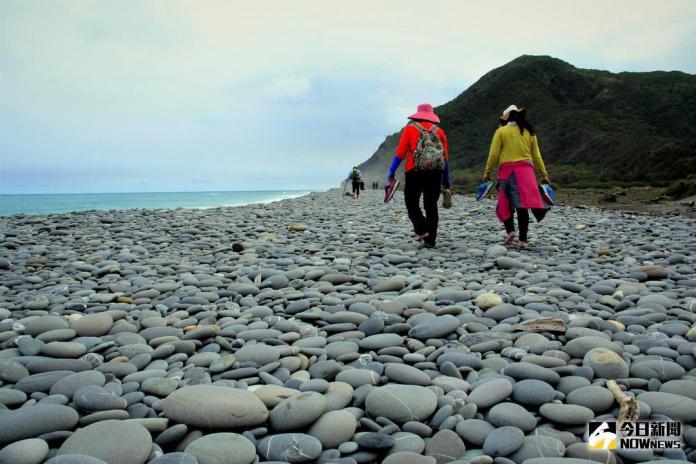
[508,110,535,136]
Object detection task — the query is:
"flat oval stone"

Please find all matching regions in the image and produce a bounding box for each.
[424,429,466,464]
[636,392,696,422]
[74,385,127,412]
[234,344,280,364]
[269,391,327,432]
[257,433,322,463]
[149,453,198,464]
[358,333,403,350]
[503,362,560,384]
[185,433,256,464]
[0,438,49,464]
[308,410,357,449]
[384,363,432,386]
[162,385,269,428]
[365,385,437,424]
[468,378,513,409]
[0,405,79,444]
[566,386,615,412]
[539,403,595,425]
[58,420,151,464]
[70,313,114,337]
[483,426,524,457]
[509,436,566,462]
[408,315,460,340]
[487,402,537,432]
[583,348,629,380]
[455,419,494,446]
[383,452,436,464]
[50,371,106,399]
[46,455,108,464]
[512,379,556,406]
[630,359,685,381]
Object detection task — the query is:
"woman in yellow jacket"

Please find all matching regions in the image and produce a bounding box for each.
[483,105,551,249]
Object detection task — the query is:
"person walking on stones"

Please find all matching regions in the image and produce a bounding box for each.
[483,105,551,250]
[388,103,451,248]
[347,166,363,200]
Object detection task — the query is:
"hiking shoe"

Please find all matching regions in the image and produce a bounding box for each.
[442,190,453,209]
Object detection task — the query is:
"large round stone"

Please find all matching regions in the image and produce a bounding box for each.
[509,436,566,462]
[384,363,432,386]
[0,405,78,444]
[50,371,106,399]
[636,392,696,422]
[424,430,466,464]
[257,433,322,463]
[408,315,460,340]
[366,385,437,424]
[583,348,629,379]
[539,403,595,425]
[0,438,49,464]
[70,313,113,336]
[185,433,256,464]
[483,426,524,457]
[58,420,152,464]
[565,336,622,358]
[566,386,615,412]
[162,385,268,428]
[307,410,357,449]
[269,391,327,432]
[468,378,513,409]
[487,402,537,432]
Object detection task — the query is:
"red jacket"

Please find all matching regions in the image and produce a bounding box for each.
[396,122,449,172]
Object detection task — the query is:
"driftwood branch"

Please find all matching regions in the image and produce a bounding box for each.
[607,380,639,424]
[517,317,566,333]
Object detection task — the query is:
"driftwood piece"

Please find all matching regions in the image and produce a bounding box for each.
[607,380,639,424]
[517,317,566,333]
[201,246,233,255]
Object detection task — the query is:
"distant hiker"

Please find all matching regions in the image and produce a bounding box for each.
[387,103,451,248]
[347,167,363,199]
[483,105,551,249]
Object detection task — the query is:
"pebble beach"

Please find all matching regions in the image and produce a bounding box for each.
[0,189,695,464]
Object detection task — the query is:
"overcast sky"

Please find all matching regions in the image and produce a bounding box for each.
[1,0,694,194]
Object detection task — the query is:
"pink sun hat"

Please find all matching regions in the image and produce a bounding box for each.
[408,103,440,123]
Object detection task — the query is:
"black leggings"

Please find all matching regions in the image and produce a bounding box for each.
[404,169,442,245]
[504,208,529,241]
[352,181,360,196]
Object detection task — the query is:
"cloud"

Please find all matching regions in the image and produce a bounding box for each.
[260,77,312,100]
[0,0,694,193]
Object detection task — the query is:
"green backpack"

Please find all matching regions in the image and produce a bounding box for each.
[411,122,445,171]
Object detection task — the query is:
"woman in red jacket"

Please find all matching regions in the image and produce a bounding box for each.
[387,103,451,248]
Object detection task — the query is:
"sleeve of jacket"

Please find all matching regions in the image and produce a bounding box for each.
[484,129,503,179]
[531,135,548,179]
[395,125,413,159]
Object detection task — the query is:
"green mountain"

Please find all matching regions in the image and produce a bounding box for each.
[358,55,696,189]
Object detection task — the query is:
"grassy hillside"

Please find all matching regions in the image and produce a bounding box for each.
[358,56,696,190]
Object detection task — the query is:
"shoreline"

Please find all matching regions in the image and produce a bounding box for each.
[0,190,314,218]
[0,189,694,463]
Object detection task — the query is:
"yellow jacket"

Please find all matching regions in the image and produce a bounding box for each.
[484,124,548,179]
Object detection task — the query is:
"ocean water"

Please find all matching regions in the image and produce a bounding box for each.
[0,190,311,216]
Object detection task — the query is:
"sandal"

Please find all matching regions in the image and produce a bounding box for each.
[504,231,516,246]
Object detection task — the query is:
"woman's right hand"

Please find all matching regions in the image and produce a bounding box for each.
[541,177,551,185]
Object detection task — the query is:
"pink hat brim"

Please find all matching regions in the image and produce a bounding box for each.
[408,111,440,124]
